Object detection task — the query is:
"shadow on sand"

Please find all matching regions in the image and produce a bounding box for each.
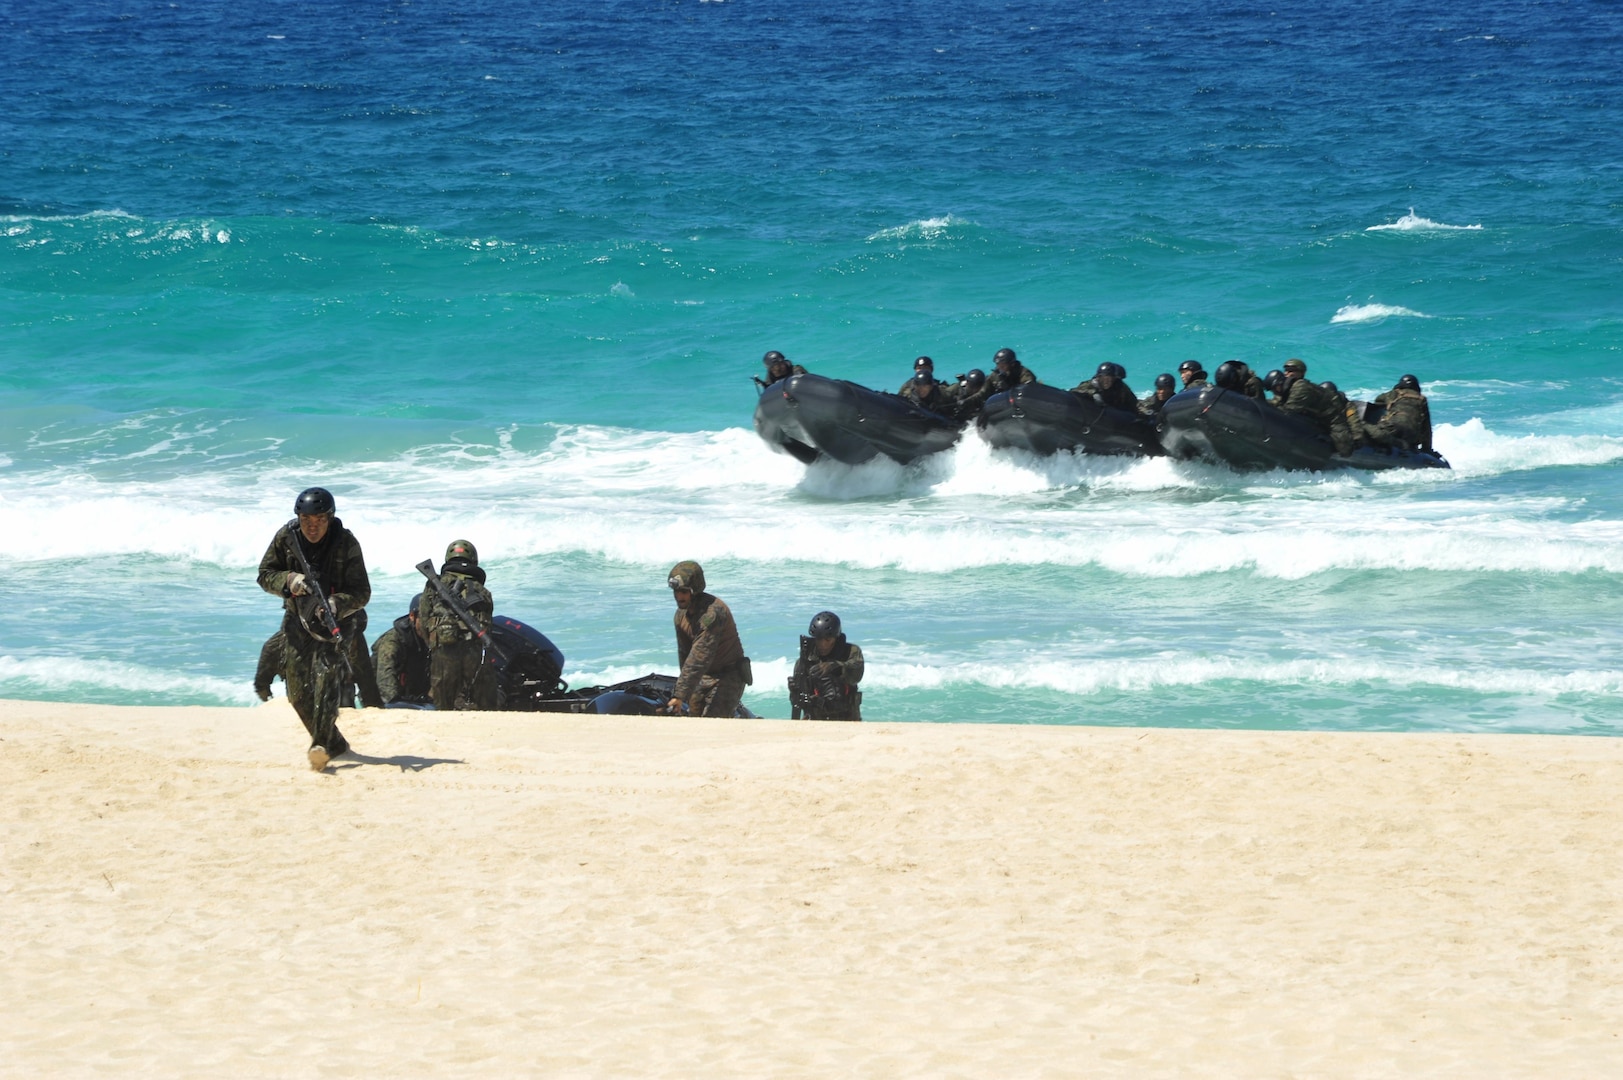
[329,752,465,773]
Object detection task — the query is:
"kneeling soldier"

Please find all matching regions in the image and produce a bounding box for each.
[666,560,751,717]
[791,611,864,721]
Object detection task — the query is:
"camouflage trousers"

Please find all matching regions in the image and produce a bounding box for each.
[281,621,349,755]
[259,616,382,710]
[429,640,498,711]
[693,671,746,718]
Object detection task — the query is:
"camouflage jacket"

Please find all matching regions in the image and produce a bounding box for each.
[1139,392,1175,416]
[986,366,1038,395]
[419,561,494,650]
[797,639,864,721]
[1070,379,1139,413]
[1274,376,1341,434]
[373,615,432,704]
[673,592,746,701]
[1372,388,1433,451]
[899,379,954,414]
[257,518,371,622]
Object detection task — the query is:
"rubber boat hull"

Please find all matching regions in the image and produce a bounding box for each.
[754,373,964,466]
[977,382,1164,457]
[1157,386,1450,472]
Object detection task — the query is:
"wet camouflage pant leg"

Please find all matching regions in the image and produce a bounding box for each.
[429,640,484,710]
[282,629,348,753]
[696,672,746,718]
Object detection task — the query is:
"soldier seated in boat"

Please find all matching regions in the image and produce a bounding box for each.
[1139,373,1178,415]
[1213,360,1266,398]
[1320,381,1370,449]
[986,347,1038,393]
[758,350,807,388]
[901,372,954,415]
[1364,374,1434,452]
[897,355,948,395]
[1071,362,1139,412]
[1178,360,1209,389]
[950,368,990,420]
[1268,358,1354,454]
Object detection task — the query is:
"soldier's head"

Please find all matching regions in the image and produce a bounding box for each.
[913,355,934,374]
[445,539,478,566]
[1396,374,1421,392]
[667,560,706,609]
[1178,360,1206,386]
[1214,361,1246,391]
[1263,369,1288,395]
[961,368,986,392]
[1093,362,1117,389]
[993,347,1018,373]
[1283,358,1307,377]
[763,350,791,381]
[1322,381,1339,394]
[294,487,335,543]
[809,610,842,656]
[911,372,937,399]
[1154,373,1176,398]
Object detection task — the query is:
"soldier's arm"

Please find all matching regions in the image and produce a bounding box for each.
[674,602,731,701]
[328,533,371,619]
[835,643,864,686]
[256,527,293,597]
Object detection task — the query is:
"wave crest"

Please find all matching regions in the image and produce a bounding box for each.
[1366,209,1483,232]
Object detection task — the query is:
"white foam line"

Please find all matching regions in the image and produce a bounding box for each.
[0,655,258,705]
[1367,209,1483,232]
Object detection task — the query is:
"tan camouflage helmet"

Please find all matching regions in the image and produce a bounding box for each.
[1283,357,1307,375]
[667,560,705,594]
[445,538,478,565]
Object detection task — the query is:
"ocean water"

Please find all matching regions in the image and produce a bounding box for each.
[3,0,1621,732]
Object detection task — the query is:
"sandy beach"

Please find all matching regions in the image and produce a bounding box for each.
[2,699,1620,1077]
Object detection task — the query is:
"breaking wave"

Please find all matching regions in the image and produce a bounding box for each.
[1366,209,1484,232]
[1331,303,1433,324]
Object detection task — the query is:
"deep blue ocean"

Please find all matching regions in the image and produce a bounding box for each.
[3,0,1621,732]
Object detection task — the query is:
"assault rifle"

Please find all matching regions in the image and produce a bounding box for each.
[285,519,353,681]
[415,559,513,665]
[787,634,816,720]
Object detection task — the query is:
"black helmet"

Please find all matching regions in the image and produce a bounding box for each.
[1214,360,1246,390]
[762,350,786,366]
[963,368,986,389]
[993,347,1017,366]
[914,355,934,371]
[911,372,936,392]
[1094,362,1114,379]
[1110,363,1127,378]
[1396,374,1421,391]
[1177,359,1202,375]
[409,594,422,616]
[808,611,841,638]
[1154,373,1175,391]
[1263,369,1287,393]
[294,487,335,516]
[1321,381,1339,394]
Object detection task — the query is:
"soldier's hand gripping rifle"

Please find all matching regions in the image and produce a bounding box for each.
[787,634,817,720]
[286,519,353,682]
[415,559,513,665]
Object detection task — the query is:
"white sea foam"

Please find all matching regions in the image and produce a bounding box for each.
[3,421,1621,577]
[1366,209,1483,232]
[1331,303,1433,324]
[0,655,258,705]
[865,215,968,242]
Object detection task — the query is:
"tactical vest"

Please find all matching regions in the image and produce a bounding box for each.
[423,572,494,648]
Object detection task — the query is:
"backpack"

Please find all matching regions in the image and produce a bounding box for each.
[423,572,494,648]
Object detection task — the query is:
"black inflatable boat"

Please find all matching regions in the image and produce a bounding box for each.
[976,382,1165,458]
[386,615,755,717]
[1157,386,1450,472]
[753,373,965,466]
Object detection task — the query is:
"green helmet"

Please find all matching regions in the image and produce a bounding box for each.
[1283,357,1307,375]
[445,539,478,565]
[666,560,705,594]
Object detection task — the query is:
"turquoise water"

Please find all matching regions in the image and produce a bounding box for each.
[3,1,1621,731]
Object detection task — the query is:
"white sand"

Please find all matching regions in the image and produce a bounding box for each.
[3,698,1621,1076]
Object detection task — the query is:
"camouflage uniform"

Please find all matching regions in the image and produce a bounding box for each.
[256,517,372,755]
[900,379,954,414]
[986,364,1038,395]
[419,541,497,711]
[1368,388,1433,451]
[674,591,748,718]
[254,630,285,701]
[1325,385,1369,448]
[1070,378,1140,413]
[1275,376,1354,454]
[1139,391,1175,416]
[795,638,865,721]
[373,612,432,706]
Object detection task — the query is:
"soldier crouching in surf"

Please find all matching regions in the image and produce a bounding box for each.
[256,487,372,771]
[789,611,864,721]
[665,560,752,717]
